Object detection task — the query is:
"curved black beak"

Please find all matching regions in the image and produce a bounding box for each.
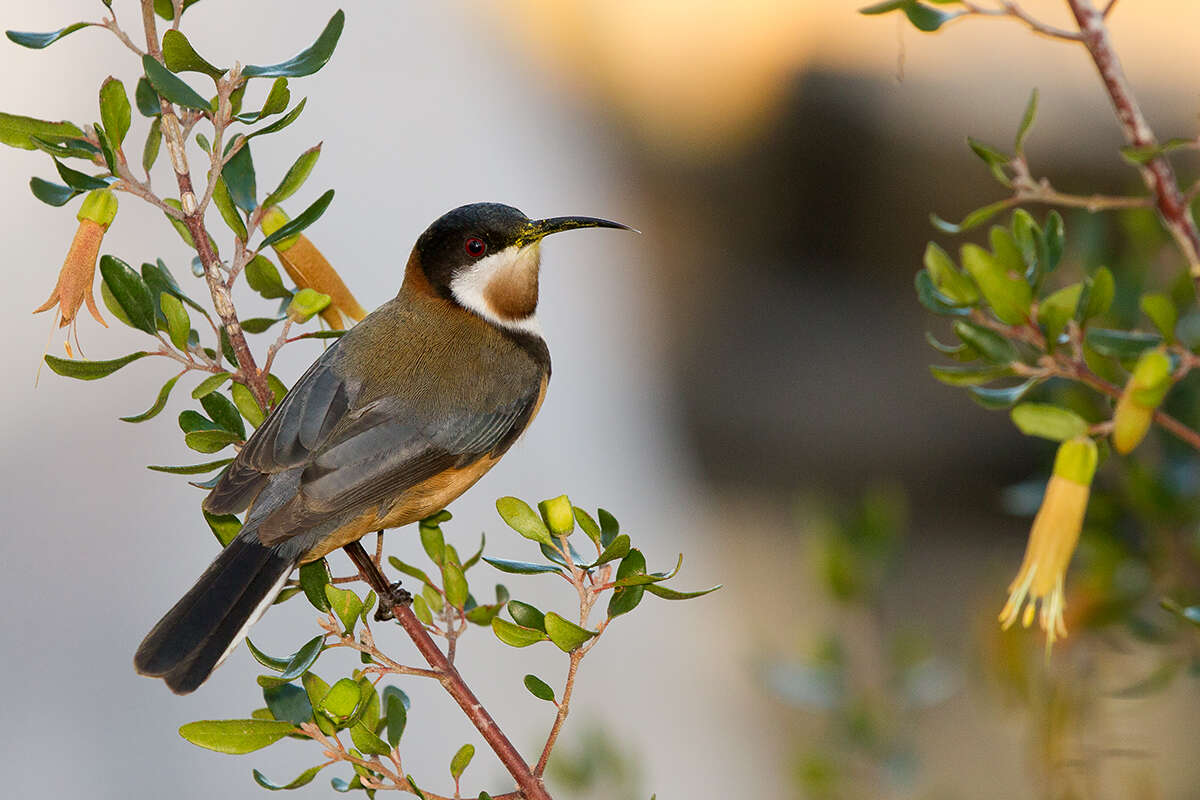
[523,215,639,244]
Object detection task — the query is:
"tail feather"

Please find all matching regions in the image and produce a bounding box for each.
[135,532,297,694]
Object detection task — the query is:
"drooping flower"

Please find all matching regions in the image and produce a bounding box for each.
[34,188,118,353]
[1112,348,1172,454]
[260,205,366,330]
[999,436,1098,649]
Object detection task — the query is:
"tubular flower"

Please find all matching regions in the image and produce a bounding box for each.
[1111,348,1172,455]
[260,205,367,330]
[33,189,118,350]
[999,436,1098,649]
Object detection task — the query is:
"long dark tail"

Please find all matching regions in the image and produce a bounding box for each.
[134,531,297,694]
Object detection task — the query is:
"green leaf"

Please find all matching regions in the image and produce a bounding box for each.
[201,390,246,437]
[28,177,78,206]
[1085,328,1162,360]
[243,10,345,78]
[121,374,180,422]
[387,556,435,586]
[420,519,446,565]
[99,254,159,334]
[133,82,160,122]
[450,744,475,780]
[930,200,1013,234]
[645,583,722,600]
[159,293,190,350]
[29,135,99,160]
[1010,403,1089,441]
[142,54,211,111]
[98,77,131,148]
[246,98,307,140]
[608,549,648,618]
[591,533,631,567]
[231,381,266,427]
[161,29,224,78]
[264,143,321,208]
[1078,266,1115,322]
[211,176,247,240]
[914,270,971,317]
[263,683,314,725]
[495,496,553,545]
[0,112,83,150]
[597,508,620,547]
[960,243,1031,324]
[179,719,295,754]
[241,316,283,334]
[261,189,334,248]
[1140,293,1177,342]
[297,559,332,611]
[922,242,978,305]
[246,254,291,299]
[442,559,469,609]
[44,351,148,380]
[523,674,556,702]
[147,458,231,475]
[6,23,89,49]
[325,585,364,634]
[902,1,956,31]
[1014,88,1038,153]
[1038,283,1083,347]
[142,115,162,172]
[92,121,116,172]
[482,557,562,575]
[952,320,1016,363]
[543,611,596,652]
[202,510,241,546]
[491,617,548,647]
[237,77,290,122]
[185,429,241,453]
[1118,138,1193,166]
[179,408,220,433]
[1043,211,1064,273]
[318,678,362,723]
[383,688,409,746]
[967,137,1011,185]
[223,142,257,211]
[53,158,108,191]
[247,635,324,680]
[350,721,391,756]
[929,363,1012,386]
[573,507,603,547]
[967,379,1040,410]
[507,600,546,631]
[253,765,325,791]
[191,372,232,400]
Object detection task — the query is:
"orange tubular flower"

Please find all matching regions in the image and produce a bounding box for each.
[260,205,367,330]
[34,189,118,351]
[999,437,1098,650]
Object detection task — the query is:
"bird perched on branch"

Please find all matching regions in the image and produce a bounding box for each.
[135,202,633,693]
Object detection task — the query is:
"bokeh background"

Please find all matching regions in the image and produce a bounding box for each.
[2,1,1200,798]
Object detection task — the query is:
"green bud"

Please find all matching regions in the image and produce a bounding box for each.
[1052,437,1098,486]
[77,188,118,227]
[1129,348,1172,407]
[287,288,332,323]
[538,494,574,536]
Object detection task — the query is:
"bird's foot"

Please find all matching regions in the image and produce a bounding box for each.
[374,581,412,621]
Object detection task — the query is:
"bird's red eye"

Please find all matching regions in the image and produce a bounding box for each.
[465,237,486,258]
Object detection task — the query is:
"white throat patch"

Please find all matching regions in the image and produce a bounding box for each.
[449,243,544,337]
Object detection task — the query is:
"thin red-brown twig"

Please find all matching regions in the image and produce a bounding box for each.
[343,542,552,800]
[1065,0,1200,290]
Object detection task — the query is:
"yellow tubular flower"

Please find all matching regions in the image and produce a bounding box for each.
[260,205,367,330]
[999,437,1098,649]
[34,189,118,349]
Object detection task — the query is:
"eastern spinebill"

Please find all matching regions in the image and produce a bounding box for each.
[135,202,633,693]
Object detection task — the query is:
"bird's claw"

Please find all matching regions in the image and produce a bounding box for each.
[374,581,412,621]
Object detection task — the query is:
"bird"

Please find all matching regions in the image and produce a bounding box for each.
[134,202,633,694]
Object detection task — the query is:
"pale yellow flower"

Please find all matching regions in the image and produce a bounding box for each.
[999,437,1097,649]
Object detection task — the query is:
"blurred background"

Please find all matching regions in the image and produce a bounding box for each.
[2,1,1200,798]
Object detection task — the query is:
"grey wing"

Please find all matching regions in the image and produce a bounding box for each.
[249,389,540,544]
[203,342,356,516]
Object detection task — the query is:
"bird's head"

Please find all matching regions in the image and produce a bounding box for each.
[406,203,633,335]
